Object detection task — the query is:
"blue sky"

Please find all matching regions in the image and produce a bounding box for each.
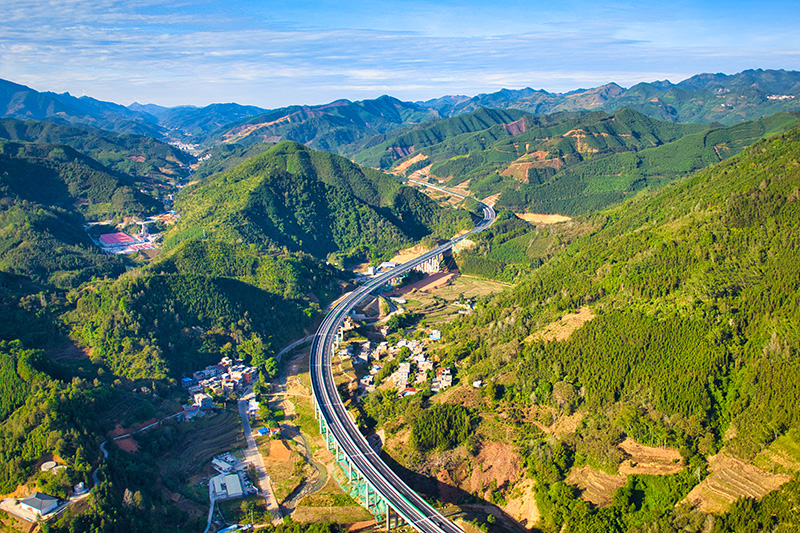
[1,0,799,108]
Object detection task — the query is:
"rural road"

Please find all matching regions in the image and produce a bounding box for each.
[238,397,281,519]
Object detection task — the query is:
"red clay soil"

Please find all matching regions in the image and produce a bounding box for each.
[108,417,159,438]
[114,437,139,453]
[387,271,459,296]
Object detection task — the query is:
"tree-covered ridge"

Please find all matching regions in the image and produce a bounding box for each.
[0,340,47,421]
[437,125,800,529]
[0,141,165,286]
[68,238,342,380]
[154,239,340,301]
[353,107,531,168]
[498,111,800,215]
[0,118,194,182]
[168,141,470,261]
[0,342,110,495]
[198,95,436,153]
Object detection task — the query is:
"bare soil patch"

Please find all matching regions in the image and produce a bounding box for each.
[388,271,459,296]
[503,478,540,528]
[391,242,432,264]
[515,213,572,225]
[528,306,595,343]
[114,436,139,453]
[501,162,535,182]
[682,452,791,513]
[530,407,585,439]
[617,437,683,476]
[481,193,500,206]
[566,465,626,507]
[269,439,293,462]
[394,153,428,173]
[459,441,522,497]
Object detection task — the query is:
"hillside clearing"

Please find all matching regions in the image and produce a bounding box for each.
[617,437,684,476]
[682,452,791,513]
[566,465,627,507]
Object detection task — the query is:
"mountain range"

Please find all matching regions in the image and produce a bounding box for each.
[3,69,799,154]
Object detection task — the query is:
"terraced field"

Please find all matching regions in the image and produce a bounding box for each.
[157,410,246,479]
[682,452,791,513]
[566,465,626,507]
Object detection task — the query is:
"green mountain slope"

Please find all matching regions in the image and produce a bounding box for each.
[0,118,194,183]
[198,96,436,154]
[353,107,531,168]
[69,243,340,379]
[168,141,470,260]
[0,141,161,286]
[439,124,800,531]
[498,111,800,215]
[355,108,707,181]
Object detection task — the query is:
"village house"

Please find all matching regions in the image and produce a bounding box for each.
[19,492,59,517]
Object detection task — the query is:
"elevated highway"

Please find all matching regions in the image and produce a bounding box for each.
[310,183,495,533]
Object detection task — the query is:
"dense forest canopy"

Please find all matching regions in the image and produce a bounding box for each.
[168,141,471,261]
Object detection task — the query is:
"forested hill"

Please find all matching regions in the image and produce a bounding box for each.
[0,118,194,181]
[441,125,800,531]
[354,107,707,177]
[497,111,800,215]
[360,108,799,217]
[186,95,437,152]
[0,141,161,286]
[167,141,471,261]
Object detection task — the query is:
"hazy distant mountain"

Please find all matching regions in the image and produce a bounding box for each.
[421,69,800,125]
[421,83,626,117]
[0,78,164,137]
[197,95,438,154]
[3,69,799,153]
[129,101,268,138]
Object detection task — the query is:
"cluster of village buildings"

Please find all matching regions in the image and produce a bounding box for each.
[181,356,258,420]
[351,332,453,398]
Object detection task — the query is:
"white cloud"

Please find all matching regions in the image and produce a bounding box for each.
[0,0,798,107]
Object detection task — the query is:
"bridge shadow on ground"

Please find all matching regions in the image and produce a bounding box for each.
[378,451,530,533]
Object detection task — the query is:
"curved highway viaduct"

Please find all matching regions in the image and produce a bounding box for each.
[310,182,495,533]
